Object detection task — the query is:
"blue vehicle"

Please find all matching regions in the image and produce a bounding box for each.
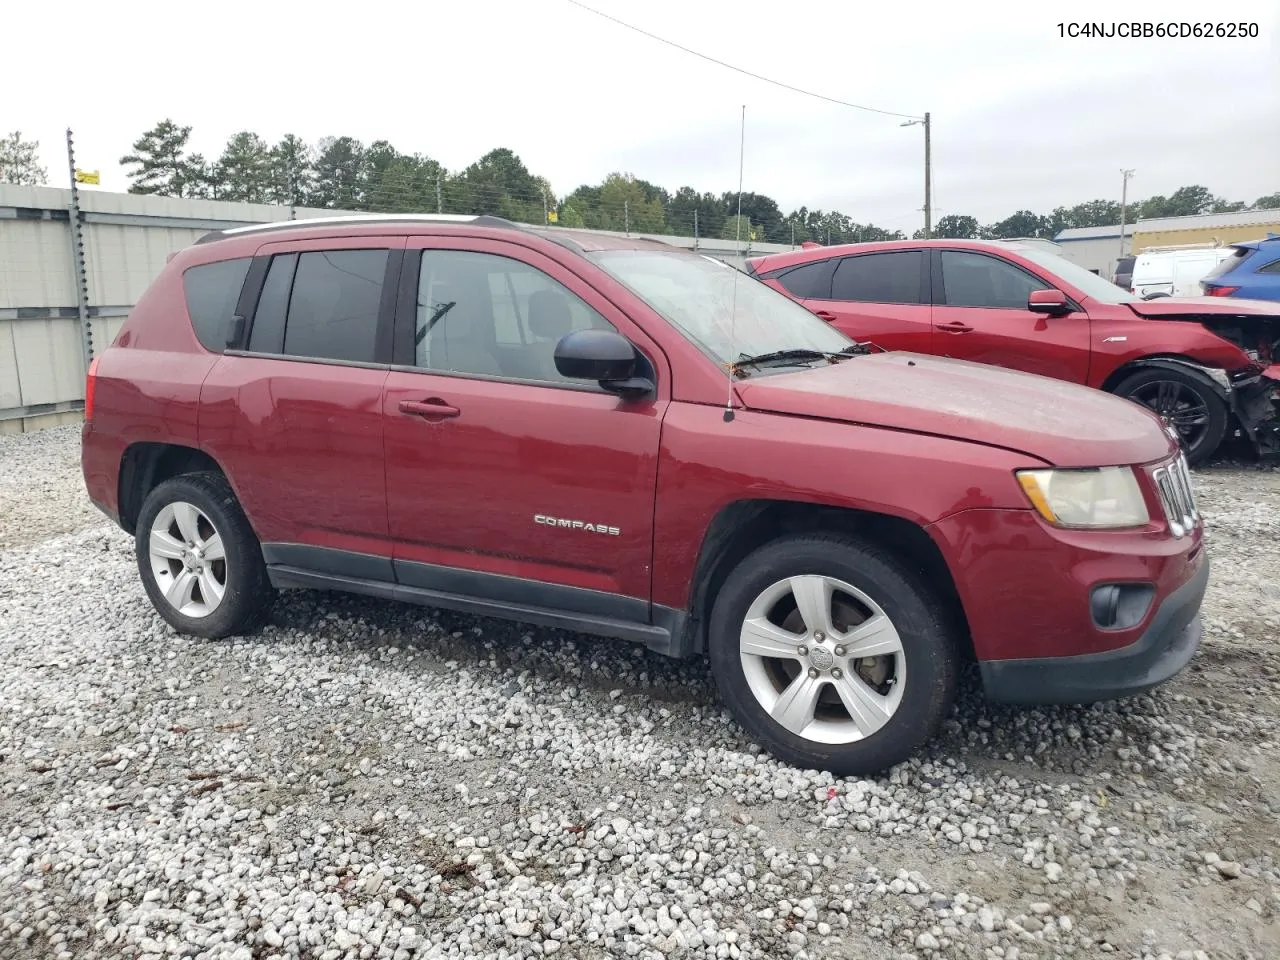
[1200,233,1280,301]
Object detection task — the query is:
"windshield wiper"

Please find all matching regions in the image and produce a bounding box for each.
[731,348,851,374]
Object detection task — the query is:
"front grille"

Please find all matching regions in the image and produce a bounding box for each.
[1151,453,1198,538]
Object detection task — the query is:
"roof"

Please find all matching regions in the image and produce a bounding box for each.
[1054,223,1131,242]
[1133,207,1280,234]
[746,237,1063,272]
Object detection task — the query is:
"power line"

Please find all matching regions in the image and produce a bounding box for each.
[564,0,921,121]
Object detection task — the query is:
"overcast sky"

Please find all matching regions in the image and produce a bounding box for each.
[10,0,1280,231]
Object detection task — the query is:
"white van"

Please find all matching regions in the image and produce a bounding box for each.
[1130,244,1236,299]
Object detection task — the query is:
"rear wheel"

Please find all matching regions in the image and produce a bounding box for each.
[1113,367,1227,465]
[707,534,958,775]
[135,472,274,639]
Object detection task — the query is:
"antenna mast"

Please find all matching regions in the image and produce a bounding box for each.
[724,104,746,423]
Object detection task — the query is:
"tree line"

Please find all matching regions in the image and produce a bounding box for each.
[4,125,1279,246]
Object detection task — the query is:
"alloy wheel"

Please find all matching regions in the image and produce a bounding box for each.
[147,501,228,618]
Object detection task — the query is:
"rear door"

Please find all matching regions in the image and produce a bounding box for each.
[930,248,1091,383]
[796,250,932,352]
[200,236,403,569]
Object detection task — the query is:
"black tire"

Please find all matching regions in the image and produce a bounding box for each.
[134,471,274,639]
[1112,367,1228,466]
[707,533,958,776]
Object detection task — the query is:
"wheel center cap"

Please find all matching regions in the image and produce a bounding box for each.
[808,646,834,671]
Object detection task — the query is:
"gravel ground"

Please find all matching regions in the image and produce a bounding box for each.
[1,425,1277,960]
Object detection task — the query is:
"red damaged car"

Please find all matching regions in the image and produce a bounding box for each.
[749,239,1280,465]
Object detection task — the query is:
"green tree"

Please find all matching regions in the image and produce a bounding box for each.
[933,214,980,239]
[216,131,272,203]
[120,119,204,197]
[984,210,1051,239]
[1255,192,1280,210]
[267,134,313,206]
[719,214,754,241]
[310,136,367,209]
[0,131,47,186]
[454,147,545,222]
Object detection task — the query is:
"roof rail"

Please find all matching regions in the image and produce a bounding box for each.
[1139,239,1224,253]
[195,213,519,244]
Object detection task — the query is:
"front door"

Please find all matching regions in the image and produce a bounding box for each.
[382,238,668,611]
[930,249,1091,383]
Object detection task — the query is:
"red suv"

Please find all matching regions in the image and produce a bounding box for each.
[749,239,1280,465]
[82,215,1207,775]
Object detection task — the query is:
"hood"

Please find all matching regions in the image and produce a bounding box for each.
[735,353,1176,468]
[1125,296,1280,319]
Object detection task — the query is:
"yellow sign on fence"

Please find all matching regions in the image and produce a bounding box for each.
[74,169,100,185]
[547,210,559,223]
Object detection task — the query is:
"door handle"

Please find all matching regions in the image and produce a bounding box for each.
[937,321,974,334]
[398,398,460,421]
[814,310,838,322]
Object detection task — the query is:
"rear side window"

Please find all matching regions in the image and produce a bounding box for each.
[247,249,388,363]
[183,258,251,352]
[1203,248,1250,281]
[1258,258,1280,275]
[775,259,835,299]
[831,251,923,304]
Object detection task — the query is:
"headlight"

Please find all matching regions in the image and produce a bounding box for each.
[1016,467,1149,529]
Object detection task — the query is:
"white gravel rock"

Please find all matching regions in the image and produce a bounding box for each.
[1,425,1278,959]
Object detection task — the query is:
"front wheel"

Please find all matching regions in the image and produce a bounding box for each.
[1112,367,1228,466]
[707,534,958,775]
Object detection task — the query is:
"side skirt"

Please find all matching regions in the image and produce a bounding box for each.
[262,544,694,658]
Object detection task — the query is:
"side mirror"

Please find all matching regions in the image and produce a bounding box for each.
[554,329,654,399]
[1027,288,1071,316]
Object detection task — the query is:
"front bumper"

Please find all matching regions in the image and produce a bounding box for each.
[980,553,1208,705]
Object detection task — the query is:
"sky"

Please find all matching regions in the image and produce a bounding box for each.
[8,0,1280,233]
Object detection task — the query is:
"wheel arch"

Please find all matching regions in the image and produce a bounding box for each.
[1099,354,1232,400]
[118,442,226,535]
[681,499,972,660]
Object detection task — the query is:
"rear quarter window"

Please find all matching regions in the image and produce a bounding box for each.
[1202,248,1251,281]
[182,258,252,352]
[774,259,835,299]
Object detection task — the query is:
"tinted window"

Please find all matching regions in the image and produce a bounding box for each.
[831,252,922,304]
[941,251,1047,309]
[415,250,615,383]
[1258,258,1280,275]
[776,260,834,299]
[278,250,387,362]
[1203,247,1250,281]
[247,254,296,354]
[183,258,251,352]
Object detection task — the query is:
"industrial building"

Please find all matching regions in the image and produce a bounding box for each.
[1055,208,1280,280]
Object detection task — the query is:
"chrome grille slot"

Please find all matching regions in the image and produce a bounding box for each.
[1152,454,1198,538]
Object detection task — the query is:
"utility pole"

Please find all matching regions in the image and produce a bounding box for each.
[901,111,933,239]
[1119,168,1135,260]
[624,199,630,236]
[542,187,548,226]
[693,209,699,249]
[436,174,442,214]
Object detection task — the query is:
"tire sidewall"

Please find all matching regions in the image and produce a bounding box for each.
[708,536,956,776]
[1115,368,1227,465]
[134,475,265,639]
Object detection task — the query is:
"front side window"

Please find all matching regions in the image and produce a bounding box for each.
[941,251,1047,310]
[831,251,923,304]
[183,257,251,352]
[414,250,615,383]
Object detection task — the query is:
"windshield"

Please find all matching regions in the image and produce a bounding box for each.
[588,250,853,368]
[1015,246,1141,304]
